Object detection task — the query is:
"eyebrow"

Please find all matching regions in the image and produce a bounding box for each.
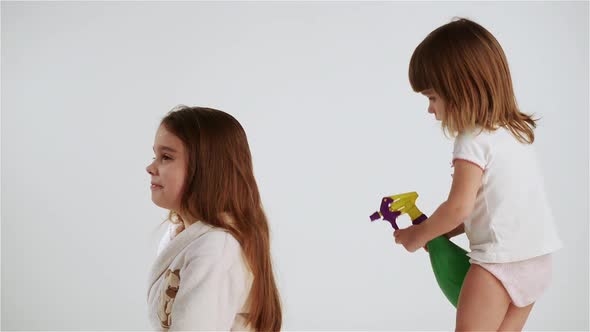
[153,146,178,153]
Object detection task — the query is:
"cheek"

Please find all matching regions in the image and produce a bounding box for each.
[159,165,185,191]
[169,167,187,194]
[169,173,184,191]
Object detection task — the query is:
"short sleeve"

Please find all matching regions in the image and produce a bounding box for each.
[452,131,487,171]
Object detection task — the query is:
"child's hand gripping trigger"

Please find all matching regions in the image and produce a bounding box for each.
[369,192,428,229]
[368,191,471,308]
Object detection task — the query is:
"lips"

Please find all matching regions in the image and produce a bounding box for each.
[151,182,163,189]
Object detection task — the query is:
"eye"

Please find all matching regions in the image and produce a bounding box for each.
[152,155,172,161]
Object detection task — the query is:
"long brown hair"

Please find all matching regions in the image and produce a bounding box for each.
[409,17,538,143]
[161,106,282,331]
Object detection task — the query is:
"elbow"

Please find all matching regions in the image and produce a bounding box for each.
[457,207,471,222]
[444,201,472,224]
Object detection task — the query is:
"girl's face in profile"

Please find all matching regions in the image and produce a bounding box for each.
[146,125,187,212]
[421,89,446,121]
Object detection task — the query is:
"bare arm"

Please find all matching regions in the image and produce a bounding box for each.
[445,223,465,239]
[419,160,482,242]
[393,160,482,252]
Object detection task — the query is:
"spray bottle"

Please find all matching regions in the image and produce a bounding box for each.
[370,192,470,307]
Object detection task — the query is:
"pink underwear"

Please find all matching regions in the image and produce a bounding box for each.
[470,254,553,307]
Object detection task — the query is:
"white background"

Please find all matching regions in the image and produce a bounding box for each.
[2,1,588,330]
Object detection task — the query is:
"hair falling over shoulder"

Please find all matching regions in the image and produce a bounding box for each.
[409,17,538,143]
[162,106,282,331]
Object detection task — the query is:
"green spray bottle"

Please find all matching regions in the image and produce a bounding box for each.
[369,192,471,307]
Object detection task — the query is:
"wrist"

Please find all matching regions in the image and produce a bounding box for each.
[417,222,433,244]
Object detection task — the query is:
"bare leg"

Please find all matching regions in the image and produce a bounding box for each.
[498,303,534,331]
[455,264,511,331]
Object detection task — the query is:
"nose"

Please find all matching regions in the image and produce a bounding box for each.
[146,161,156,176]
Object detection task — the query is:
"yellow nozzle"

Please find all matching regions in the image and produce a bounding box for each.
[387,192,424,221]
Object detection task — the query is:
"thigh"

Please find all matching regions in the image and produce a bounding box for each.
[455,264,511,331]
[498,302,534,331]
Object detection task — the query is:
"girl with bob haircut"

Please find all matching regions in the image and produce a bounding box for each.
[146,106,282,331]
[394,18,562,331]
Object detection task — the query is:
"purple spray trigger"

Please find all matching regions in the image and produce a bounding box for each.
[383,211,402,230]
[369,196,402,230]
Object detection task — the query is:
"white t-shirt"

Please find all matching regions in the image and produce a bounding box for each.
[452,127,562,263]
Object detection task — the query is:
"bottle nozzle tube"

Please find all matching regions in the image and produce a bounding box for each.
[369,212,381,221]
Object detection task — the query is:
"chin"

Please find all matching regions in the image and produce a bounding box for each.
[151,198,168,210]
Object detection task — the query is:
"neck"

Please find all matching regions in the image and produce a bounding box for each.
[178,211,198,229]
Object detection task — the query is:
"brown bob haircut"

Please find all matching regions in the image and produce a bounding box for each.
[409,18,538,143]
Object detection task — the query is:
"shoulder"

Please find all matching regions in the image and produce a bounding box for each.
[183,225,243,264]
[180,226,251,285]
[455,127,494,144]
[453,127,509,154]
[453,128,492,150]
[453,128,495,170]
